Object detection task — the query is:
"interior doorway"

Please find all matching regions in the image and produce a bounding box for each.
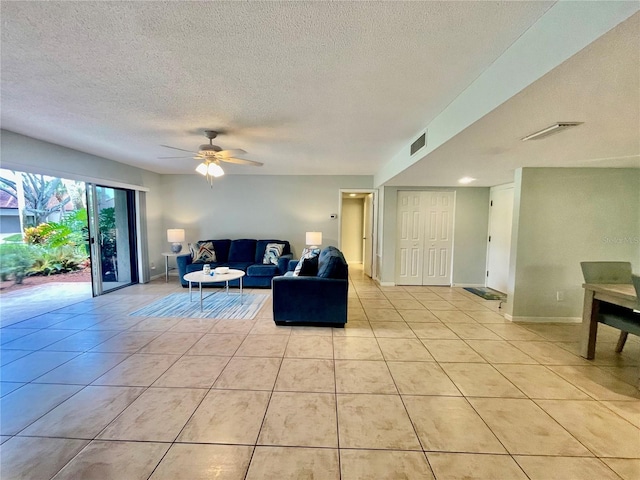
[339,189,376,279]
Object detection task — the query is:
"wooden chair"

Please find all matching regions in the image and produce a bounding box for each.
[580,261,635,352]
[633,273,640,296]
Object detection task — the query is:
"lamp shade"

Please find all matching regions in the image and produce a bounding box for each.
[167,229,185,243]
[305,231,322,246]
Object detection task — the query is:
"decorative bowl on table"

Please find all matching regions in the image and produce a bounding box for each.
[214,267,229,274]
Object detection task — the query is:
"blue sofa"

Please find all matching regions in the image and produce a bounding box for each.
[272,246,349,327]
[177,239,292,288]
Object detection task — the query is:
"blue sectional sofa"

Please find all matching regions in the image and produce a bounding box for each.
[272,246,349,327]
[177,239,292,288]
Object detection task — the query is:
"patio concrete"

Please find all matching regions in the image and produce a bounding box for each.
[0,283,92,326]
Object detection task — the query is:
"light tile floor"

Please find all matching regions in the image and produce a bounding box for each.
[1,265,639,479]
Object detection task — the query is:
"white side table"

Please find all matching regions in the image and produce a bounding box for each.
[161,252,182,282]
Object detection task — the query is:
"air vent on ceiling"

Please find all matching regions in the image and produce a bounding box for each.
[410,132,427,156]
[521,122,583,141]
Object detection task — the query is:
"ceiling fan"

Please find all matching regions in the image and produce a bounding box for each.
[159,130,263,186]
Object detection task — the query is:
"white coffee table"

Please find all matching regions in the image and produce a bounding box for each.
[183,269,246,311]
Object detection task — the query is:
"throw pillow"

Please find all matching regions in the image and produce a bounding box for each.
[293,247,320,276]
[189,241,217,264]
[299,255,319,276]
[263,243,285,265]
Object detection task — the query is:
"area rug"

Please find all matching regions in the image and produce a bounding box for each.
[129,292,268,319]
[463,287,507,301]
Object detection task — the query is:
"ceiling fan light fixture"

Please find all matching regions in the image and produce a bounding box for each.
[208,162,224,177]
[199,145,221,156]
[163,131,261,188]
[521,122,583,141]
[195,163,208,176]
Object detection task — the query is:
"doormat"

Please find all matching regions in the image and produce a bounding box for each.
[463,287,506,301]
[129,292,268,319]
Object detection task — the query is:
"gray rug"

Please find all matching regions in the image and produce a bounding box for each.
[129,292,268,319]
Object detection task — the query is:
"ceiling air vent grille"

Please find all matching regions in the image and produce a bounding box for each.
[410,132,426,156]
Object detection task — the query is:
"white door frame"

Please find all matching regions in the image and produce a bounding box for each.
[485,183,514,293]
[338,188,378,279]
[363,192,374,277]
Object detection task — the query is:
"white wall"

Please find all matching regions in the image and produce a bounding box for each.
[1,130,155,188]
[341,197,364,263]
[160,174,373,257]
[380,186,490,285]
[507,167,640,321]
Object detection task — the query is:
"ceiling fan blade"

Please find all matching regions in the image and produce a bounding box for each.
[160,144,198,153]
[158,155,197,159]
[219,157,264,166]
[216,149,247,158]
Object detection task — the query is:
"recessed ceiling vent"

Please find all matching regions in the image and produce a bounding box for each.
[521,122,583,141]
[410,132,427,156]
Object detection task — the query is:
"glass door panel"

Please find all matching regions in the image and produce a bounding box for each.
[87,184,137,295]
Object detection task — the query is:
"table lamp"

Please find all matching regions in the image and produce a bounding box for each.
[167,229,185,253]
[305,231,322,249]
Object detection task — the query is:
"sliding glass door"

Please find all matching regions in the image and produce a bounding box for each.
[86,184,138,295]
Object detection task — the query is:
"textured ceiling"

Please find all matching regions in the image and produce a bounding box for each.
[2,2,638,186]
[1,1,556,178]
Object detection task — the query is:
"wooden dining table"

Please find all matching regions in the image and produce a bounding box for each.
[580,283,639,359]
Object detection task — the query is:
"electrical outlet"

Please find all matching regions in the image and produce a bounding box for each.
[151,262,156,270]
[556,290,564,301]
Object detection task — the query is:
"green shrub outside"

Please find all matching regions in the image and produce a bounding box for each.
[0,243,37,284]
[22,209,87,247]
[28,245,87,276]
[1,208,89,284]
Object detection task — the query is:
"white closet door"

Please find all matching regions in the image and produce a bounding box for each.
[396,191,424,285]
[422,192,455,286]
[396,191,455,286]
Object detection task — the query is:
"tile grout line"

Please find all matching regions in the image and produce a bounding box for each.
[3,273,639,479]
[241,319,292,479]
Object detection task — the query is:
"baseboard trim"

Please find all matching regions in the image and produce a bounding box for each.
[509,316,582,324]
[376,280,396,287]
[452,283,486,288]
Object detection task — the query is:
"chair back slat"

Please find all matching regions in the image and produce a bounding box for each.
[580,261,632,284]
[632,273,640,298]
